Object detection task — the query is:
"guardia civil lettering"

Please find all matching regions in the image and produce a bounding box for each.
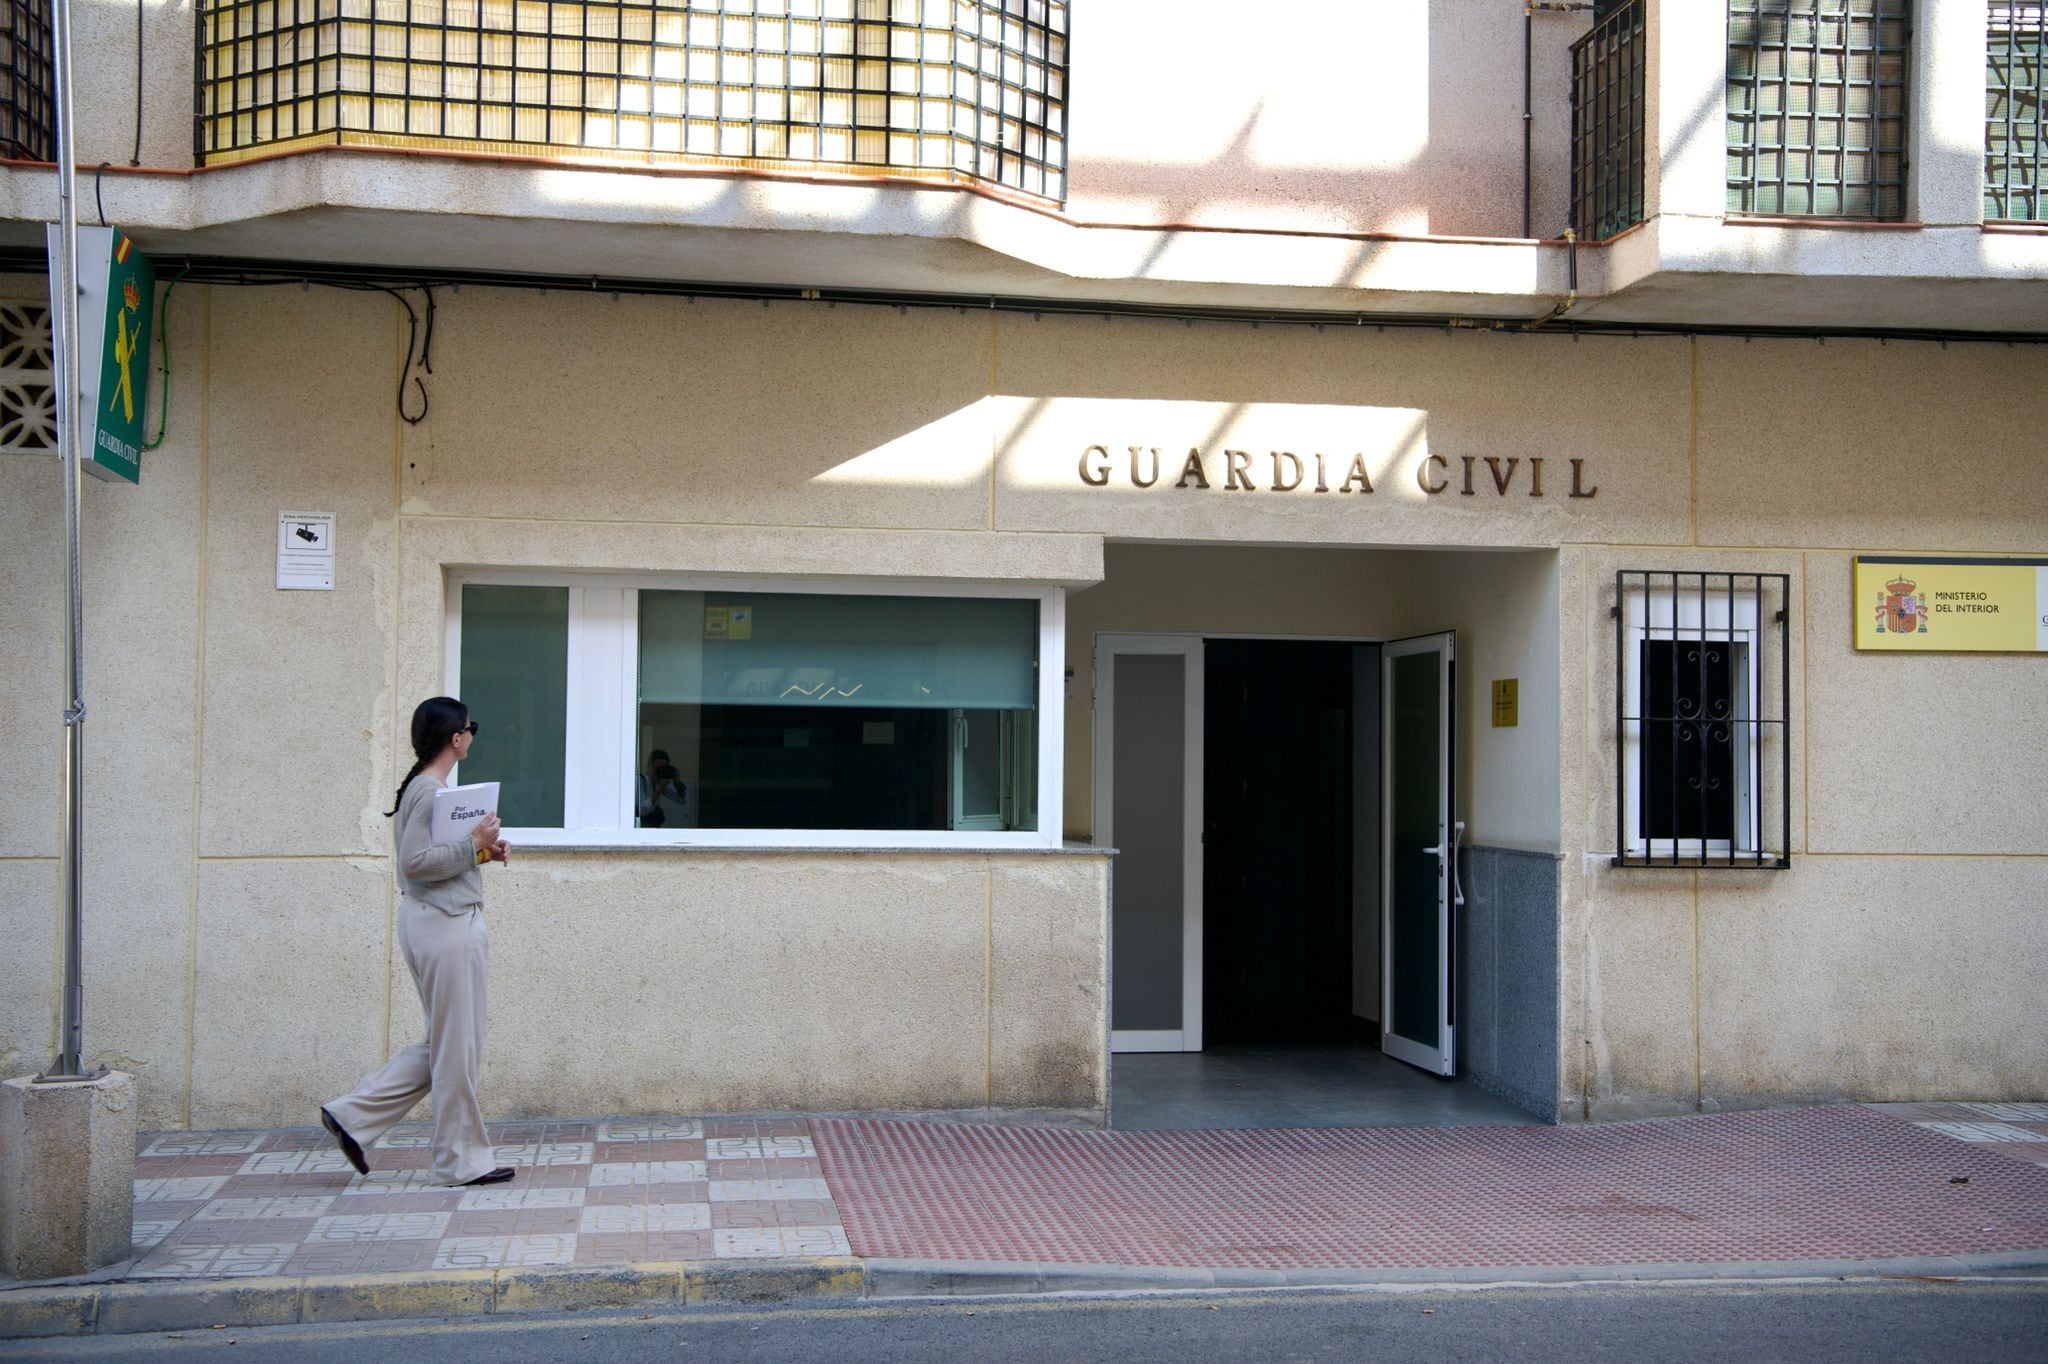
[1078,445,1597,498]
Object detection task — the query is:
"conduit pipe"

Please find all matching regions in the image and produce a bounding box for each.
[1524,1,1596,241]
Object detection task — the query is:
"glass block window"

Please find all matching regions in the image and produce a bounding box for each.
[195,0,1067,200]
[1571,0,1647,239]
[1988,2,2047,221]
[0,0,54,161]
[0,301,55,454]
[1726,0,1910,218]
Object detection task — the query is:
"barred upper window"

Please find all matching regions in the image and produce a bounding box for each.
[196,0,1068,201]
[0,0,55,162]
[1726,0,1910,219]
[1988,3,2047,222]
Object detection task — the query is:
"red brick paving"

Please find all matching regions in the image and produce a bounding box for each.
[811,1105,2048,1271]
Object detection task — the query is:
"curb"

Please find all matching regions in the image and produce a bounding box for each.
[5,1249,2046,1339]
[863,1249,2048,1298]
[0,1257,866,1340]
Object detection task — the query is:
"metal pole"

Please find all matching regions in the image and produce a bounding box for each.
[42,0,90,1083]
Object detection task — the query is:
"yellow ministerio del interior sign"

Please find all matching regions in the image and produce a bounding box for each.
[1853,556,2048,653]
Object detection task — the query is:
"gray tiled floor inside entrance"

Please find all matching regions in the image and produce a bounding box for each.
[1110,1044,1541,1130]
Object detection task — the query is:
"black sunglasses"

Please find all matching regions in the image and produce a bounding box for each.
[462,721,479,737]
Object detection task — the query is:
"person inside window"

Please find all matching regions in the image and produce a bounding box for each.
[636,748,671,827]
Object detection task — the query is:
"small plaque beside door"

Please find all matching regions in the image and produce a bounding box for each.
[1491,678,1518,728]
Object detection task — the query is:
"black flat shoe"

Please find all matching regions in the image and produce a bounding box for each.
[462,1166,516,1186]
[319,1106,369,1177]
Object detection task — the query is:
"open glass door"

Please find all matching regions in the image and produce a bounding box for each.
[1382,633,1457,1076]
[1094,635,1203,1053]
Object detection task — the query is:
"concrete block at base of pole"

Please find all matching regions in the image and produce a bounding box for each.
[0,1071,137,1280]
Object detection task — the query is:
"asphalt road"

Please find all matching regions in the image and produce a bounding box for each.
[5,1278,2046,1363]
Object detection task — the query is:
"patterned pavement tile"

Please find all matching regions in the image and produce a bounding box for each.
[590,1160,708,1185]
[239,1150,359,1176]
[107,1119,822,1280]
[579,1202,712,1234]
[1921,1121,2048,1143]
[706,1136,816,1160]
[193,1196,336,1221]
[134,1176,228,1203]
[140,1133,269,1158]
[598,1120,705,1141]
[1963,1103,2048,1123]
[457,1185,585,1211]
[709,1177,832,1202]
[307,1212,452,1243]
[490,1142,596,1167]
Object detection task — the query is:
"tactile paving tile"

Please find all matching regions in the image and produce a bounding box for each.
[811,1105,2048,1271]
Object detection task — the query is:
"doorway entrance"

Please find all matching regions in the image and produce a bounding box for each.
[1096,631,1459,1083]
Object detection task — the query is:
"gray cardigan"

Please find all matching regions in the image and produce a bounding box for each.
[394,774,484,915]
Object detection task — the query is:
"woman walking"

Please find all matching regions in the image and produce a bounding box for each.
[320,697,515,1187]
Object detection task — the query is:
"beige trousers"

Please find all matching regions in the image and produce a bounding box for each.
[325,897,494,1186]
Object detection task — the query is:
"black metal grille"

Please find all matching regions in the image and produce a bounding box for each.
[1613,572,1791,869]
[1989,3,2047,221]
[195,0,1067,200]
[0,0,54,162]
[1571,0,1646,240]
[1726,0,1909,218]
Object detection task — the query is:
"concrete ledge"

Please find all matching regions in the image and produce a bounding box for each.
[95,1276,302,1335]
[860,1250,2048,1298]
[494,1266,685,1315]
[689,1258,867,1304]
[0,1285,97,1338]
[6,1249,2047,1339]
[0,1257,865,1339]
[299,1270,496,1323]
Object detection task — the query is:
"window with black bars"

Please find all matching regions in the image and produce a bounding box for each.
[0,0,54,162]
[195,0,1067,201]
[1571,0,1646,239]
[1614,572,1791,869]
[1726,0,1909,218]
[1988,2,2047,221]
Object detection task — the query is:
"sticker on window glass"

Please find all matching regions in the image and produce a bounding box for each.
[705,606,730,639]
[862,721,895,745]
[726,606,752,640]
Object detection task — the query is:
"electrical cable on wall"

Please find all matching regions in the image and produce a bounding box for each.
[142,266,185,449]
[132,272,436,446]
[132,0,144,166]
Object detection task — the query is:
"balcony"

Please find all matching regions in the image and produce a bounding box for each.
[194,0,1068,201]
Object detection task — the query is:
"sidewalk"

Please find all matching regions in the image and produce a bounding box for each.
[3,1101,2046,1338]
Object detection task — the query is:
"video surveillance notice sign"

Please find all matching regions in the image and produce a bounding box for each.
[277,512,336,590]
[45,224,155,485]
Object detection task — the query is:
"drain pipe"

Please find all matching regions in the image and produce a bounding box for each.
[1523,227,1579,330]
[1524,2,1597,240]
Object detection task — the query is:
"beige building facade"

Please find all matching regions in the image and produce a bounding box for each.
[0,1,2044,1131]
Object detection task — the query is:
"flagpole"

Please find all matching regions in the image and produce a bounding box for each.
[43,0,89,1083]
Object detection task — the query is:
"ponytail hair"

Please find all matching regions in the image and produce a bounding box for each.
[386,696,470,817]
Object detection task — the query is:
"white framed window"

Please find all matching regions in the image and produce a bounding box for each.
[1619,577,1764,863]
[444,571,1063,849]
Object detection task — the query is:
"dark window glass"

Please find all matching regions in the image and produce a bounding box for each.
[636,590,1038,832]
[457,585,570,828]
[1638,639,1738,842]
